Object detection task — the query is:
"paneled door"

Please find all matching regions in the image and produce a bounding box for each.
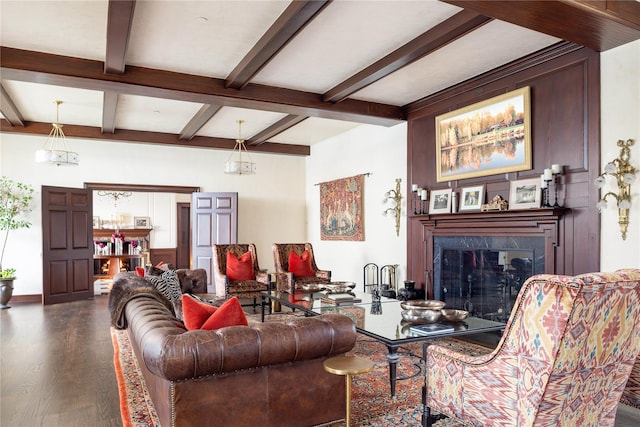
[42,186,94,304]
[191,192,237,292]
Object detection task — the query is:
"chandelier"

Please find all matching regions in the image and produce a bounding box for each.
[35,100,79,166]
[224,120,255,175]
[97,191,132,208]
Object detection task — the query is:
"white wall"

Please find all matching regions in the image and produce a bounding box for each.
[306,122,408,289]
[600,39,640,270]
[0,133,307,296]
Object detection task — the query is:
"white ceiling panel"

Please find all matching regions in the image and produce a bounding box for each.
[126,0,289,78]
[1,80,103,126]
[254,0,462,93]
[114,94,203,134]
[353,20,561,105]
[0,0,108,61]
[197,107,287,139]
[270,117,362,145]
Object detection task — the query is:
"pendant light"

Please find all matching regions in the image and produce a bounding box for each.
[224,120,255,175]
[35,100,79,166]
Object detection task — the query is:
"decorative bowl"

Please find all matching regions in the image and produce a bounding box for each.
[401,308,442,324]
[324,282,356,293]
[440,309,469,322]
[301,284,325,292]
[400,300,446,311]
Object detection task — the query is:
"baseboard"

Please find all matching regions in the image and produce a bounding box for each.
[9,294,41,303]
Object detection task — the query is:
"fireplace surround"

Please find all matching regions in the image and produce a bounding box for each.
[418,208,566,321]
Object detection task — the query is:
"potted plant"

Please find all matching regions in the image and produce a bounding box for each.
[0,176,34,309]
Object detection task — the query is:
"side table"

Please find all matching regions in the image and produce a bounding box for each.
[323,356,374,427]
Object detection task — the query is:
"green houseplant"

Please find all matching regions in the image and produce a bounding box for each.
[0,176,35,308]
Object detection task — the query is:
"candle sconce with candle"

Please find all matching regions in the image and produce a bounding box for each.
[383,178,403,236]
[595,139,636,240]
[551,164,563,208]
[411,184,419,214]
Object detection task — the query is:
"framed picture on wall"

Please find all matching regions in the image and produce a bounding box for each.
[435,86,532,182]
[509,178,541,210]
[134,217,151,228]
[460,185,485,211]
[429,189,452,214]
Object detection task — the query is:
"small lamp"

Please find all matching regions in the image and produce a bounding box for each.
[595,139,636,240]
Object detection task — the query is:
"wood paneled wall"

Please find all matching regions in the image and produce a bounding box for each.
[406,42,601,292]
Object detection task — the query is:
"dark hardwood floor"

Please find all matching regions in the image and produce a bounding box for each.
[1,296,639,426]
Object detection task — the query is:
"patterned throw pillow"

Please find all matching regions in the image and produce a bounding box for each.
[147,270,182,303]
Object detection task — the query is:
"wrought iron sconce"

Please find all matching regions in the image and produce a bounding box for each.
[595,139,636,240]
[383,178,402,236]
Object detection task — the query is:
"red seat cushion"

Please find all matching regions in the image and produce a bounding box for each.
[288,249,314,278]
[135,266,145,277]
[182,295,248,330]
[226,251,256,281]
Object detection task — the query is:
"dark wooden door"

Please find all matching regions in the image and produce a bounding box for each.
[176,202,191,269]
[42,186,94,305]
[191,192,237,292]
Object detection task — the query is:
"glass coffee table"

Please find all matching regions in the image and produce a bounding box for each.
[261,289,506,397]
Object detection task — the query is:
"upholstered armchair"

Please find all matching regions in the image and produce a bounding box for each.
[212,244,270,309]
[272,243,331,293]
[423,268,640,427]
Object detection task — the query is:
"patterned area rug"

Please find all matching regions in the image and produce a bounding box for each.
[111,311,493,426]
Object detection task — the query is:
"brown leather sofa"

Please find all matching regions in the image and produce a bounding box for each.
[117,284,357,427]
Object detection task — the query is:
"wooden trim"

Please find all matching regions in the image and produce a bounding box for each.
[248,115,307,146]
[179,104,222,141]
[84,182,199,193]
[8,295,42,303]
[101,91,118,133]
[0,84,24,126]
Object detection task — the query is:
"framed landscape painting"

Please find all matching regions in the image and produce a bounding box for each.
[435,86,532,182]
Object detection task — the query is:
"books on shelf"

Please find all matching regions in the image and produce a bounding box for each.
[409,323,455,336]
[321,293,362,305]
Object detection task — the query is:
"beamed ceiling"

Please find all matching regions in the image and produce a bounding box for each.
[1,0,639,156]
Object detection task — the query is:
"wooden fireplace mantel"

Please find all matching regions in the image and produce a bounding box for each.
[413,208,569,297]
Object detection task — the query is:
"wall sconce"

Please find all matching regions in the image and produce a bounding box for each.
[383,178,402,236]
[595,139,636,240]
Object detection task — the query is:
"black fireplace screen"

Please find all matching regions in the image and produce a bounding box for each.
[433,236,545,322]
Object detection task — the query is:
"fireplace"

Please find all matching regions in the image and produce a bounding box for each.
[433,235,545,321]
[417,208,567,321]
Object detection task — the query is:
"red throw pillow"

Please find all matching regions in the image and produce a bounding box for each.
[226,251,255,281]
[135,266,145,277]
[200,297,248,330]
[288,249,314,278]
[182,294,218,330]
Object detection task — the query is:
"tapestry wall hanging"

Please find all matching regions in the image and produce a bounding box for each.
[319,174,365,241]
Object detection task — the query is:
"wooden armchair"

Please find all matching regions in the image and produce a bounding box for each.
[423,268,640,427]
[212,244,269,309]
[272,243,331,293]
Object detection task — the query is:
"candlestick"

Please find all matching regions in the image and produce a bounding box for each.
[412,185,418,214]
[551,164,561,174]
[421,189,427,201]
[540,174,547,189]
[411,184,418,192]
[543,168,552,180]
[552,166,562,208]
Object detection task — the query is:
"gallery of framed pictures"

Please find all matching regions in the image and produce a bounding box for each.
[435,86,532,182]
[319,174,365,241]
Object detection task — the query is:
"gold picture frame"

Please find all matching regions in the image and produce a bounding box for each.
[435,86,532,182]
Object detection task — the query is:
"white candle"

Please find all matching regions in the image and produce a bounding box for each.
[421,189,428,200]
[543,168,552,180]
[541,174,547,188]
[412,184,418,192]
[551,164,561,174]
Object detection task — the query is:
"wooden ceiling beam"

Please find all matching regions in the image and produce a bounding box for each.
[225,0,331,89]
[247,115,307,146]
[443,0,640,52]
[104,0,136,74]
[0,84,24,126]
[1,47,404,127]
[102,91,118,133]
[0,119,311,156]
[323,10,492,103]
[179,104,222,140]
